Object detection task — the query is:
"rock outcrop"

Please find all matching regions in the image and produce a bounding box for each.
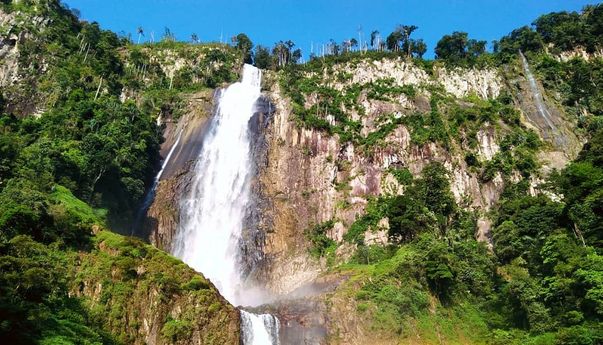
[71,230,240,345]
[257,62,510,297]
[142,90,215,250]
[143,56,582,344]
[250,57,582,342]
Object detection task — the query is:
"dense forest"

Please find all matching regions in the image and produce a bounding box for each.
[0,0,602,344]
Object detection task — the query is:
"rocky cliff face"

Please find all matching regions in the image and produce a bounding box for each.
[0,6,51,116]
[251,57,583,342]
[142,90,215,250]
[71,230,240,345]
[258,61,511,295]
[143,55,582,344]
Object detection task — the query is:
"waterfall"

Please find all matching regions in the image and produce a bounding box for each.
[241,310,280,345]
[131,129,183,235]
[519,51,556,131]
[172,64,279,344]
[519,51,568,148]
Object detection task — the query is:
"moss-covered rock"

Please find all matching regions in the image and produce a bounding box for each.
[70,229,240,345]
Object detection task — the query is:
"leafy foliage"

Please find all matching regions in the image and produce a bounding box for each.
[0,1,240,343]
[435,31,487,64]
[496,5,603,57]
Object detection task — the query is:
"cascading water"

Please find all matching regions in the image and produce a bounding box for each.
[241,310,280,345]
[132,129,184,235]
[519,51,556,131]
[172,64,279,344]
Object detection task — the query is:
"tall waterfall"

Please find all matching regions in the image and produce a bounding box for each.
[519,50,569,149]
[519,51,556,131]
[172,64,279,344]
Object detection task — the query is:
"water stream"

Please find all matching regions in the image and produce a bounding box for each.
[171,64,279,344]
[519,50,557,131]
[131,129,184,235]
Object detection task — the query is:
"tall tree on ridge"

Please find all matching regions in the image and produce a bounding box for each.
[370,30,380,50]
[137,26,144,44]
[235,33,253,64]
[400,24,419,57]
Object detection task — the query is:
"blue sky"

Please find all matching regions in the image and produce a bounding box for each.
[65,0,596,58]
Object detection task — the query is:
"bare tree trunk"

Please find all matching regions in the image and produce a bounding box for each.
[91,167,106,192]
[94,77,103,100]
[573,223,586,247]
[78,38,86,53]
[83,44,90,63]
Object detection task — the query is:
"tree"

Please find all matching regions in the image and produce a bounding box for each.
[272,41,289,67]
[254,45,271,69]
[400,25,418,57]
[234,33,253,64]
[327,39,340,56]
[411,39,427,58]
[425,242,455,301]
[136,26,143,44]
[533,11,585,51]
[388,194,436,243]
[350,38,358,51]
[162,27,175,42]
[386,30,403,52]
[584,4,603,50]
[370,30,380,50]
[386,24,419,57]
[291,48,302,64]
[467,38,487,57]
[342,39,352,53]
[419,162,456,221]
[497,26,544,56]
[190,33,199,44]
[435,31,469,61]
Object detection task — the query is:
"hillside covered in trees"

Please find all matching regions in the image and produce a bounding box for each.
[0,0,602,344]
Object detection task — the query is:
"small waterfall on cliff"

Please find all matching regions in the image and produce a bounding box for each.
[131,129,183,235]
[241,311,280,345]
[519,51,556,131]
[172,64,279,344]
[519,51,569,148]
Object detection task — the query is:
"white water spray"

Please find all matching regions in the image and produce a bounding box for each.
[241,310,280,345]
[156,129,184,181]
[172,64,279,344]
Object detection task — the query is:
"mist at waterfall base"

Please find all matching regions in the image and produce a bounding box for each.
[171,64,280,345]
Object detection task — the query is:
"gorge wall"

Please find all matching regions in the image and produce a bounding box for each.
[258,56,579,293]
[143,53,584,344]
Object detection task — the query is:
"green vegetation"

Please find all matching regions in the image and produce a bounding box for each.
[494,5,603,135]
[534,54,603,132]
[296,7,603,342]
[0,175,237,344]
[1,0,603,344]
[325,136,603,343]
[434,31,488,65]
[0,1,240,343]
[496,5,603,57]
[306,220,337,259]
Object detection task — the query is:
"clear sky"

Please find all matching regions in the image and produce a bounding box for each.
[65,0,596,58]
